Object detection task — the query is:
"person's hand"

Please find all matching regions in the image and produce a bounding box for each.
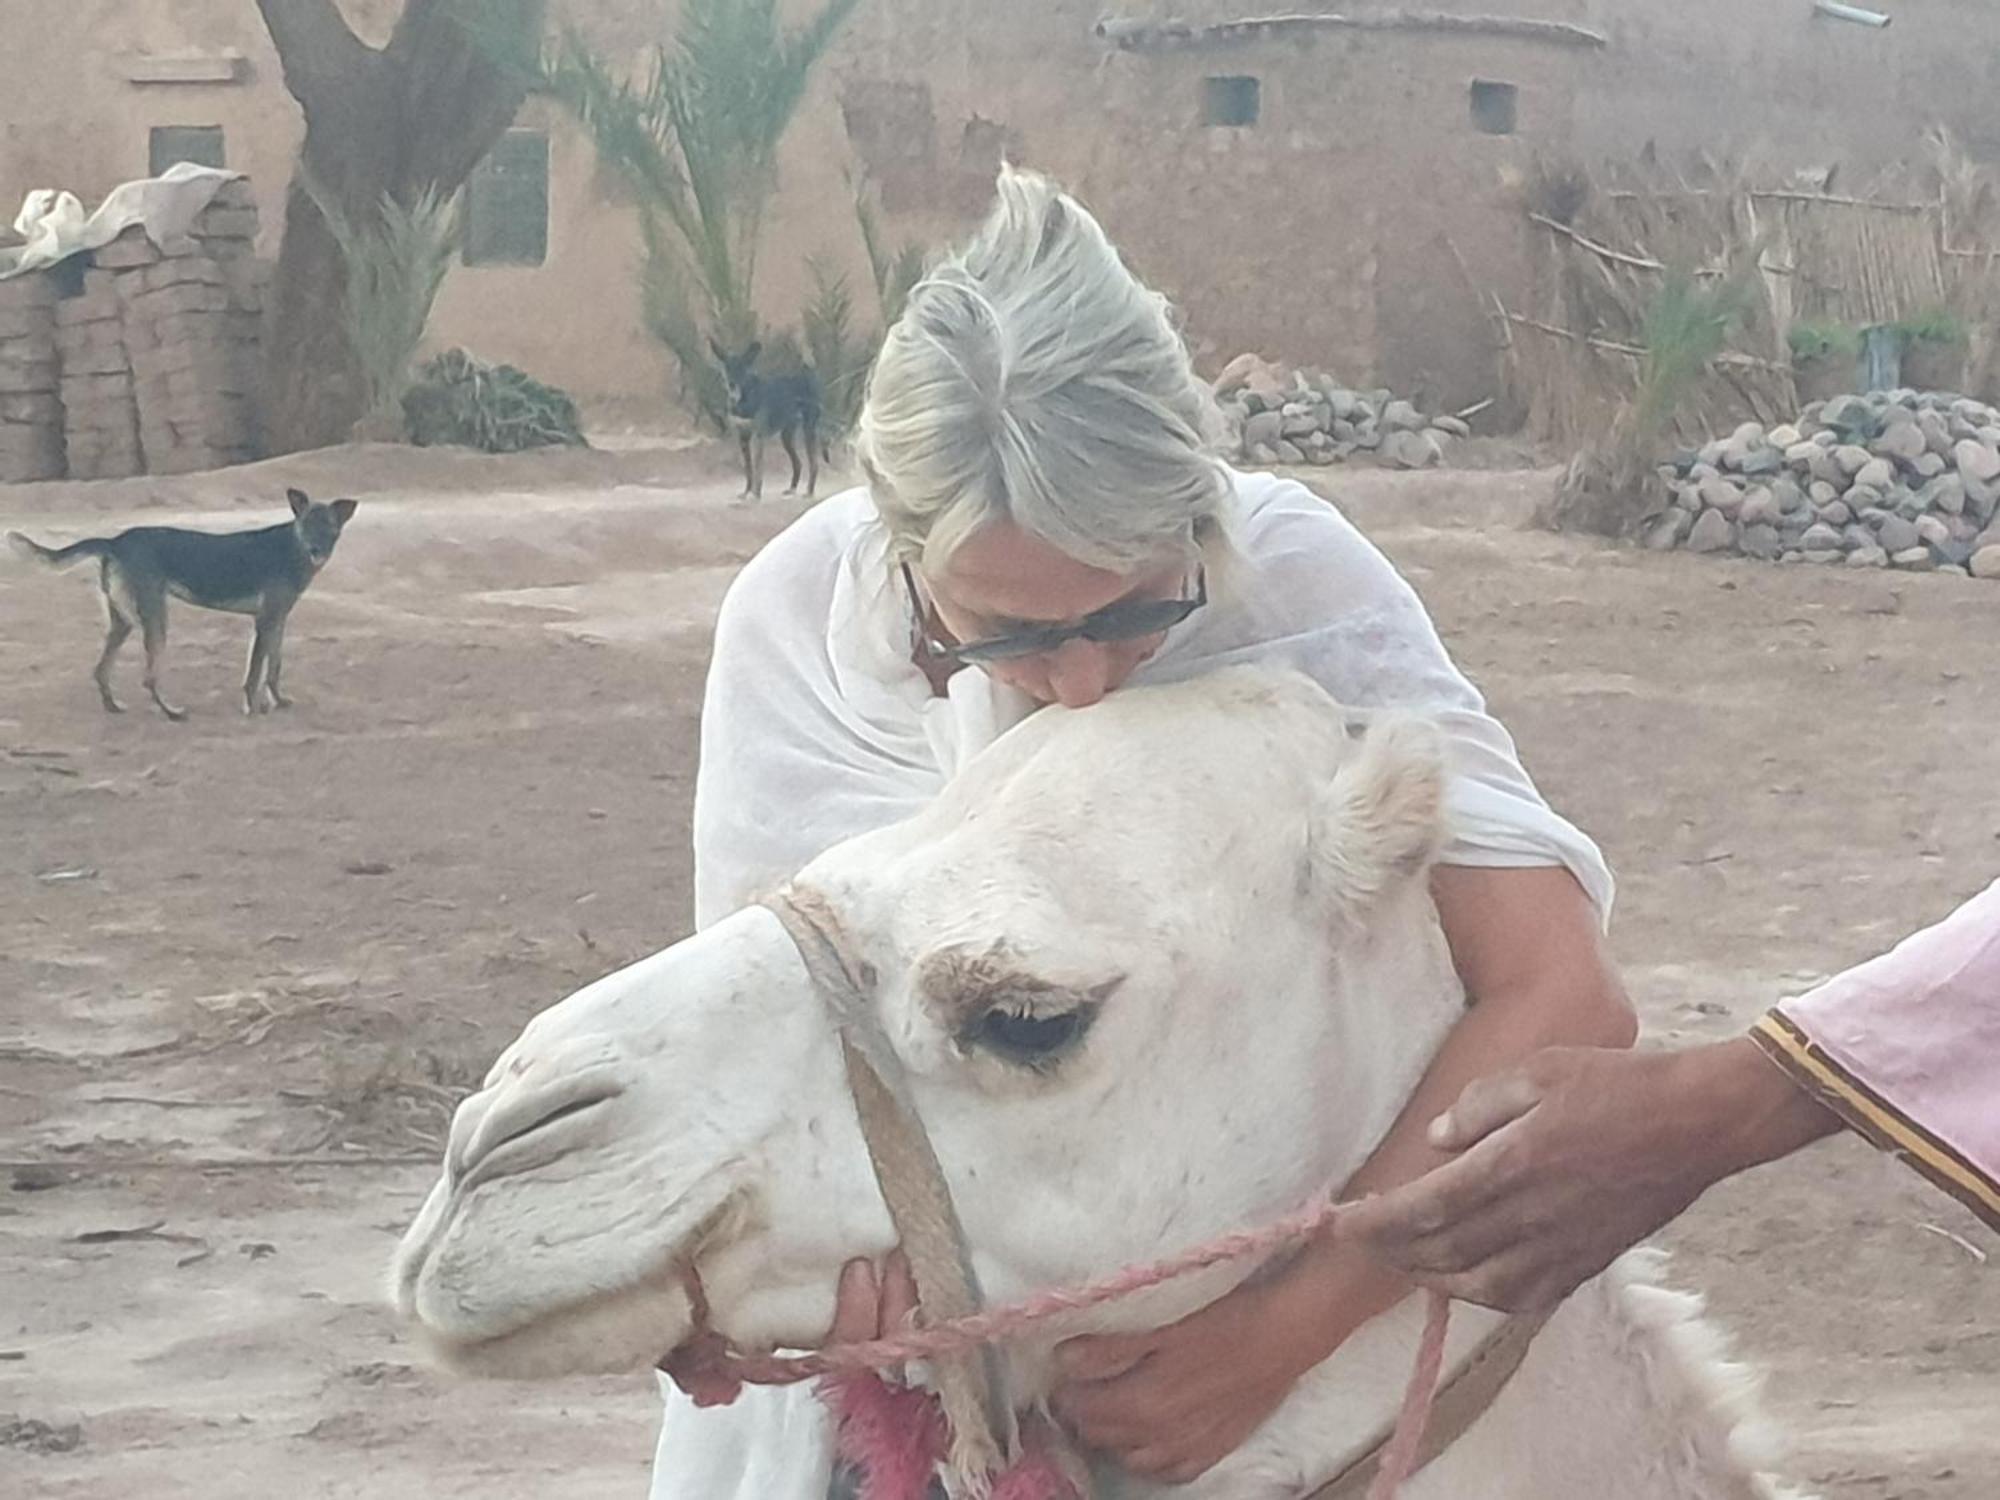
[662,1252,918,1406]
[1340,1039,1836,1312]
[1052,1275,1314,1485]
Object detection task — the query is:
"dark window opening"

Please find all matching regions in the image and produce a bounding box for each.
[1470,80,1518,136]
[150,125,226,176]
[1203,76,1260,128]
[464,129,549,267]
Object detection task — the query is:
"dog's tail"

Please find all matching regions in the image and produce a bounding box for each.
[6,531,109,570]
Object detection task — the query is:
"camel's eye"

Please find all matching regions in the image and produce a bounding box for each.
[968,1003,1098,1069]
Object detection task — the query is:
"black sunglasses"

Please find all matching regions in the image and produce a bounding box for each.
[902,562,1207,665]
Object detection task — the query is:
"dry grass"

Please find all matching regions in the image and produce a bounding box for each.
[1507,146,2000,535]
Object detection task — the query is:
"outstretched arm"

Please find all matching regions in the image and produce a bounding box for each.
[1340,1038,1837,1311]
[1347,876,2000,1311]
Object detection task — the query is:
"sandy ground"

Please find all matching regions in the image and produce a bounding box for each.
[1,446,1994,1498]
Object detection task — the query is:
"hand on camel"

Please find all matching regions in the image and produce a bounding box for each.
[1052,1276,1312,1485]
[661,1252,918,1407]
[1339,1039,1838,1312]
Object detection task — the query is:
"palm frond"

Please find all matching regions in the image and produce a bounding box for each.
[803,256,874,437]
[542,0,862,427]
[306,175,461,435]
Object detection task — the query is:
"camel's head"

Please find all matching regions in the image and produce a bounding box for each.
[391,667,1461,1383]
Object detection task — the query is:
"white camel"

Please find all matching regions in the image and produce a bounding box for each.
[393,666,1809,1500]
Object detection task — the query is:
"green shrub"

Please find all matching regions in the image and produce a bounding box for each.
[1787,320,1861,361]
[401,348,588,453]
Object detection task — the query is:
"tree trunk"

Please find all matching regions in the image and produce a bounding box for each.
[255,0,545,454]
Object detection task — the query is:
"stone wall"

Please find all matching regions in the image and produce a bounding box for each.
[0,274,62,482]
[0,182,264,482]
[6,2,2000,413]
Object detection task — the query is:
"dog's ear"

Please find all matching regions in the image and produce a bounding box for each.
[330,498,358,526]
[743,339,762,366]
[287,487,311,518]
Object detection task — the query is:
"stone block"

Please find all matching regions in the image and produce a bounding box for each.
[135,281,231,318]
[58,343,130,377]
[196,206,260,241]
[0,358,59,394]
[0,392,61,424]
[142,258,227,293]
[0,307,56,341]
[62,370,135,403]
[0,273,56,312]
[0,422,65,476]
[93,229,161,270]
[55,293,119,329]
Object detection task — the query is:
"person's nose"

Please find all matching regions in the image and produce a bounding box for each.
[1044,638,1115,708]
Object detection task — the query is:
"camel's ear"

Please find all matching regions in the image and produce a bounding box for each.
[1305,713,1448,917]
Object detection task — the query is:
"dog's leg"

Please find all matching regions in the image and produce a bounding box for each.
[94,594,132,715]
[749,432,766,501]
[243,618,272,715]
[780,424,802,496]
[805,422,821,498]
[136,591,186,722]
[737,428,755,498]
[262,612,292,710]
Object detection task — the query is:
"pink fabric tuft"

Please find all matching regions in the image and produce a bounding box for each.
[819,1372,949,1500]
[820,1372,1080,1500]
[987,1450,1081,1499]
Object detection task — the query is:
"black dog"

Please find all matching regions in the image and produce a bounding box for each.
[7,487,358,720]
[712,338,823,500]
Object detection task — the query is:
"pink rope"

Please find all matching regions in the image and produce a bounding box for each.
[683,1196,1455,1499]
[1366,1290,1452,1500]
[716,1193,1348,1384]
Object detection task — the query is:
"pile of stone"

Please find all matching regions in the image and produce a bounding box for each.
[1652,390,2000,579]
[1212,353,1468,471]
[0,178,265,483]
[96,181,265,476]
[0,272,63,482]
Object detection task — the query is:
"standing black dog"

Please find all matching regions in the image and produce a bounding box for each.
[711,338,823,500]
[6,487,358,720]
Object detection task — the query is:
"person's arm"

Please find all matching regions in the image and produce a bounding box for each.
[1052,864,1633,1483]
[1338,1038,1838,1311]
[1345,877,2000,1314]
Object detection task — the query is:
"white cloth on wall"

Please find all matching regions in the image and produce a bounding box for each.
[657,466,1616,1499]
[1,163,242,281]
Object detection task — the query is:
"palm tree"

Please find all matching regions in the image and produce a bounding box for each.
[544,0,864,427]
[254,0,545,453]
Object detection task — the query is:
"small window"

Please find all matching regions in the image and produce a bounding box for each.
[1470,80,1517,136]
[1202,76,1260,129]
[150,125,226,176]
[464,129,549,267]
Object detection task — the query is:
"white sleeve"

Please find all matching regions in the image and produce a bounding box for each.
[691,496,937,929]
[1161,476,1616,919]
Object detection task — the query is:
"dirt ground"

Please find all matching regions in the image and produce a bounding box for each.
[1,446,1994,1498]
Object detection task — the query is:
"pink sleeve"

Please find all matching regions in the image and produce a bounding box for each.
[1751,878,2000,1231]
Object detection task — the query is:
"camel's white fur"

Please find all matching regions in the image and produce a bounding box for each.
[392,667,1812,1499]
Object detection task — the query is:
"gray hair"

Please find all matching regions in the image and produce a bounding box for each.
[856,166,1231,575]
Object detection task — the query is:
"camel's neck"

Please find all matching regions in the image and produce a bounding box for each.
[1105,1260,1783,1500]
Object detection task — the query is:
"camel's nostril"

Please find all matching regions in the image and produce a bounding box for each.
[510,1093,610,1148]
[453,1071,625,1186]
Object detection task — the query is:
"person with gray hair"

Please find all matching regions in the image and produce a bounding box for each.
[658,166,1633,1496]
